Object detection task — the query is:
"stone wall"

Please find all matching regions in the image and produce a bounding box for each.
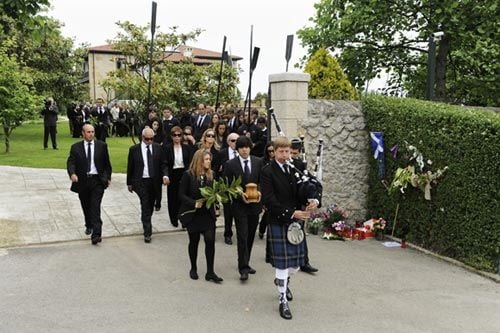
[302,100,369,221]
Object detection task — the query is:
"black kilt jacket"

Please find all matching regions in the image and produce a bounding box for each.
[261,160,305,269]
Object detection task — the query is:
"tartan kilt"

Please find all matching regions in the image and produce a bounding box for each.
[266,222,305,269]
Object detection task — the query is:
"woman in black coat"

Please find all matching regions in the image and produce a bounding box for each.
[165,126,193,227]
[178,149,223,283]
[259,142,275,240]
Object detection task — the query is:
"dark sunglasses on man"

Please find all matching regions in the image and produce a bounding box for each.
[172,133,182,137]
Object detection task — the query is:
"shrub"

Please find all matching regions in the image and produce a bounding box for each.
[362,95,500,272]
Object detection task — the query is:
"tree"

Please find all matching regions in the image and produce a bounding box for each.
[1,14,88,110]
[102,21,241,114]
[0,48,43,153]
[304,47,358,100]
[0,2,87,152]
[252,92,268,104]
[297,0,500,106]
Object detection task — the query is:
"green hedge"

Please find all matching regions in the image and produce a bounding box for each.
[362,95,500,272]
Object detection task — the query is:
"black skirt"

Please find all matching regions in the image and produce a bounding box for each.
[186,206,216,233]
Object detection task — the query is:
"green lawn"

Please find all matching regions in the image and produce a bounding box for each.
[0,120,135,173]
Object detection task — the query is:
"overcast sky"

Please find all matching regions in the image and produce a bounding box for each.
[47,0,318,98]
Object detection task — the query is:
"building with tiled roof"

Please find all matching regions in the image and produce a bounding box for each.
[85,44,242,101]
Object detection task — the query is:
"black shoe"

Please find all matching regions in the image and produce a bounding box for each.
[258,232,264,239]
[205,273,223,283]
[279,300,292,320]
[189,269,198,280]
[171,222,179,227]
[53,147,58,150]
[224,237,232,245]
[85,228,92,235]
[91,237,101,245]
[301,263,319,274]
[240,272,249,281]
[248,267,256,274]
[144,236,151,243]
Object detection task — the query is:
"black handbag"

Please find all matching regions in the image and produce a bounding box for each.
[178,209,196,226]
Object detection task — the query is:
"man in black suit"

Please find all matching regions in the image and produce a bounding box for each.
[261,136,318,320]
[42,97,59,150]
[223,136,264,281]
[67,124,112,245]
[226,108,239,134]
[161,106,180,145]
[127,127,170,243]
[193,103,211,142]
[92,98,111,142]
[251,116,268,157]
[217,132,240,244]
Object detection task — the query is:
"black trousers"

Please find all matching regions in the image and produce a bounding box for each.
[167,168,185,226]
[43,125,57,148]
[154,182,162,209]
[223,203,234,238]
[95,124,108,142]
[188,228,216,274]
[134,178,155,237]
[234,212,259,273]
[78,177,105,239]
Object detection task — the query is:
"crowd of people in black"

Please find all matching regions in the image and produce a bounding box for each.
[64,99,320,320]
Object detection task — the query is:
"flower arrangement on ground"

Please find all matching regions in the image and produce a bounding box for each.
[371,218,387,240]
[309,204,349,240]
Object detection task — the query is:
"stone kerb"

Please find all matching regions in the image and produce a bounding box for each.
[303,100,369,221]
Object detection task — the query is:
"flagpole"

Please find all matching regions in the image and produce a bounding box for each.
[214,36,227,112]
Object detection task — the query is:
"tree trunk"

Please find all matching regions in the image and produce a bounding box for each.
[435,36,449,101]
[3,126,10,153]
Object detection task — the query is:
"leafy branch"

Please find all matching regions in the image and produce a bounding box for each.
[199,176,243,208]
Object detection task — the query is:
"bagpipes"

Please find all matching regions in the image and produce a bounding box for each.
[269,108,324,207]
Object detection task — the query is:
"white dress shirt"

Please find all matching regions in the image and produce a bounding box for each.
[141,142,153,178]
[86,140,98,175]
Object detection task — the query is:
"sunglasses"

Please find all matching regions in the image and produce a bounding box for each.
[267,149,274,153]
[143,137,154,141]
[183,132,191,135]
[229,139,237,142]
[206,134,215,138]
[172,133,182,137]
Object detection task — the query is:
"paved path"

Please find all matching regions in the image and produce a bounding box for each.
[0,165,215,247]
[1,232,499,332]
[1,165,499,332]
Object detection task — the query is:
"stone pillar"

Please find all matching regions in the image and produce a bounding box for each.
[269,73,310,138]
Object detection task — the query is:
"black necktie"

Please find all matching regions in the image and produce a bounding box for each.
[244,160,250,183]
[87,142,92,173]
[284,164,289,175]
[146,145,153,178]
